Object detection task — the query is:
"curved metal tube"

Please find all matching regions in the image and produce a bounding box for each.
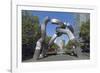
[48,34,58,47]
[33,16,50,60]
[56,27,75,40]
[33,17,78,60]
[41,16,50,41]
[33,38,42,60]
[51,19,64,26]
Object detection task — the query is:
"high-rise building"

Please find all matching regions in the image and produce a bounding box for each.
[73,13,90,40]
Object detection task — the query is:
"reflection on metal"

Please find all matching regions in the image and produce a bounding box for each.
[51,19,64,25]
[33,17,77,60]
[54,39,65,54]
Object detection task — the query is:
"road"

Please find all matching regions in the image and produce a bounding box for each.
[23,53,89,62]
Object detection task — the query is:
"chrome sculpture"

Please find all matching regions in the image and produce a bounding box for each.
[33,16,78,60]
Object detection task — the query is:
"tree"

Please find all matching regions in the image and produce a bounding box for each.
[65,40,78,50]
[65,39,79,56]
[79,20,90,52]
[45,36,58,54]
[22,10,41,60]
[80,20,90,41]
[51,44,58,49]
[47,43,58,54]
[32,16,41,42]
[45,36,52,44]
[22,14,40,44]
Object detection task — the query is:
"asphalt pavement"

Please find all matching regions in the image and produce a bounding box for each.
[23,53,89,62]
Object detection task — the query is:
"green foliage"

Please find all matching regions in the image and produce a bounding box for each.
[65,40,77,50]
[45,36,58,49]
[80,20,90,41]
[79,20,90,51]
[22,11,41,61]
[51,44,58,49]
[22,11,40,45]
[45,36,58,53]
[64,40,78,54]
[45,36,52,43]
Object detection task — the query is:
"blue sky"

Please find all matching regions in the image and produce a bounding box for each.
[23,10,90,45]
[22,10,75,43]
[31,10,76,44]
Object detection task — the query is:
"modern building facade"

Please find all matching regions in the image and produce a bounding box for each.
[73,13,90,41]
